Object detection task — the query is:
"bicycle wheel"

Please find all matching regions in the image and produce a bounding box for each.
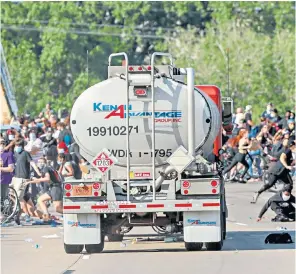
[1,187,21,225]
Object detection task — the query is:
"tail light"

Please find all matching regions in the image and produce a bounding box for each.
[138,66,143,71]
[93,183,100,190]
[93,191,99,197]
[128,66,134,71]
[211,180,218,187]
[64,183,72,191]
[183,189,189,195]
[147,66,152,71]
[182,181,190,188]
[65,192,71,197]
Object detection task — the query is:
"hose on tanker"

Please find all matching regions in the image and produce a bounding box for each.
[152,226,167,234]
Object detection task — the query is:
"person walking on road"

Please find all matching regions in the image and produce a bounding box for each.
[257,184,295,222]
[252,140,295,203]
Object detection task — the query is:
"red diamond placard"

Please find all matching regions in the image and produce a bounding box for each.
[91,149,117,174]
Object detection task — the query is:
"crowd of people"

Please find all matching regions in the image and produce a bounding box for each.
[223,102,295,222]
[0,103,87,223]
[0,101,295,223]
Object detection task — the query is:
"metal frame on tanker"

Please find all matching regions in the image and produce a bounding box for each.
[63,52,228,254]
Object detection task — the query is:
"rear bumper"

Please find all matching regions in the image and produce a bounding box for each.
[63,199,221,214]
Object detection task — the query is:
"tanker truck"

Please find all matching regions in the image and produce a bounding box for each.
[62,52,230,254]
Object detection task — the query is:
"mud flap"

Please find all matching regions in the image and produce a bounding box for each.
[64,214,102,245]
[183,211,221,243]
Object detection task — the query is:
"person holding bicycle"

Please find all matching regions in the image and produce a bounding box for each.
[252,140,295,203]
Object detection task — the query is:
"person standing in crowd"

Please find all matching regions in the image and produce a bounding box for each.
[57,153,74,180]
[10,139,41,221]
[26,157,63,221]
[252,140,295,203]
[257,184,295,222]
[278,110,291,130]
[0,139,15,201]
[244,105,253,132]
[57,122,73,147]
[261,102,274,120]
[25,129,43,162]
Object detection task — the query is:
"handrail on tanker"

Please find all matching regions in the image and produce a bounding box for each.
[150,52,174,201]
[108,52,130,202]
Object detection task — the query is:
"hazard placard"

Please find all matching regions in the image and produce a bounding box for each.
[91,149,117,174]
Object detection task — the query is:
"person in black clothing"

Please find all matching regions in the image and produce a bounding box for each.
[10,139,41,220]
[222,130,251,183]
[278,110,291,130]
[257,184,295,222]
[252,140,295,203]
[26,159,63,220]
[244,105,253,133]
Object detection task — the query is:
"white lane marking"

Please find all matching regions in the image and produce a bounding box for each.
[235,222,248,226]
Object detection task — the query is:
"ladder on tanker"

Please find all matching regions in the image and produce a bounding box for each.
[108,52,174,202]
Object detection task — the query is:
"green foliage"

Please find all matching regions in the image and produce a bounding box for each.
[0,1,295,118]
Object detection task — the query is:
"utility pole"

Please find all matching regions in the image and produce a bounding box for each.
[87,50,89,87]
[227,48,230,97]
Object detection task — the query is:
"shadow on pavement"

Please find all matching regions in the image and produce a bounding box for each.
[102,230,295,254]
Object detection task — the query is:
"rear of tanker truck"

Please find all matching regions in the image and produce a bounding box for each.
[62,52,227,254]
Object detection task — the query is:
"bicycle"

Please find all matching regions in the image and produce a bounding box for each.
[0,186,21,225]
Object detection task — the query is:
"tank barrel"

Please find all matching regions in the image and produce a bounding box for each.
[187,68,195,157]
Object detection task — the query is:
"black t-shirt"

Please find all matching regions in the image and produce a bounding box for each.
[14,150,32,179]
[270,148,293,175]
[43,166,61,186]
[245,113,252,132]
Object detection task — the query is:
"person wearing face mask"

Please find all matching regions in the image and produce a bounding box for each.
[257,184,295,222]
[25,156,63,221]
[252,140,295,203]
[286,120,295,138]
[0,139,15,202]
[10,139,41,222]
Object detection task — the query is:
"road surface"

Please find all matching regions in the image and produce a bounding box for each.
[1,181,295,274]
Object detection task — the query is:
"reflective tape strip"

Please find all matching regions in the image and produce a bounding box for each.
[64,205,80,210]
[147,204,164,208]
[91,205,109,209]
[175,203,192,208]
[119,204,137,209]
[203,203,220,207]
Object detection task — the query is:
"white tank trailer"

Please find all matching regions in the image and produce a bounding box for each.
[63,52,227,254]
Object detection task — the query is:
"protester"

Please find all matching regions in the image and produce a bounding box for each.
[257,184,295,222]
[10,139,41,221]
[222,130,251,183]
[252,140,295,203]
[26,157,63,221]
[244,105,253,132]
[0,138,15,201]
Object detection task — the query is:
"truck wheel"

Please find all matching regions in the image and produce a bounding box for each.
[185,242,203,251]
[64,243,84,254]
[205,241,223,251]
[107,234,124,242]
[85,241,104,254]
[222,212,226,240]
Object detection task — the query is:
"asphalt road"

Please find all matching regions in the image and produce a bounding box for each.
[1,181,295,274]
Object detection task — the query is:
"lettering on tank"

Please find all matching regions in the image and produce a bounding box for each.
[93,102,182,123]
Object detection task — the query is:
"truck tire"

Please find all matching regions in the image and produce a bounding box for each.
[185,242,203,251]
[85,242,104,254]
[64,243,84,254]
[205,241,223,251]
[222,212,226,240]
[205,212,224,251]
[107,234,124,242]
